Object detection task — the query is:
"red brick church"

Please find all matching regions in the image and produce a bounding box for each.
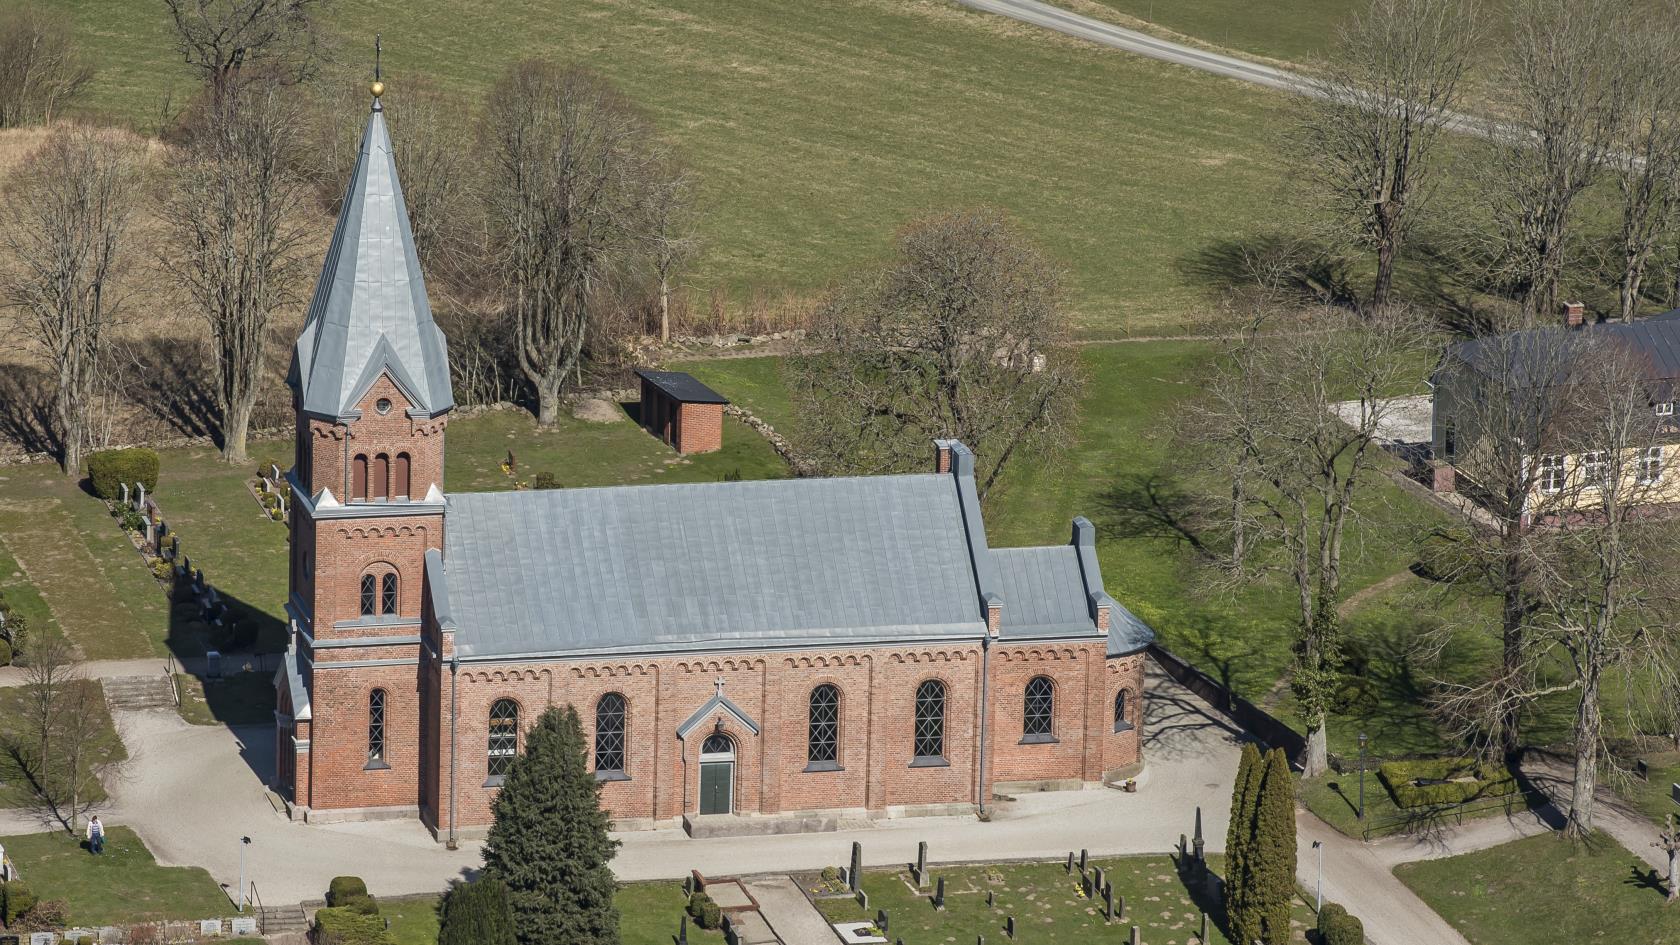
[275,87,1153,844]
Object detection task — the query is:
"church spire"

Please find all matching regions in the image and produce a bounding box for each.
[288,66,453,420]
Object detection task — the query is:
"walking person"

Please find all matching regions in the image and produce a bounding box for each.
[85,815,104,855]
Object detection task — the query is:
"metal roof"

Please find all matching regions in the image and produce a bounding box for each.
[992,546,1093,635]
[289,96,454,420]
[635,369,729,405]
[1443,308,1680,389]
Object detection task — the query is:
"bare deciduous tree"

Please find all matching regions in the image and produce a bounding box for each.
[481,62,668,425]
[1480,0,1627,326]
[0,126,144,475]
[160,81,311,463]
[640,160,699,343]
[1298,0,1477,307]
[163,0,327,99]
[0,2,92,129]
[788,209,1081,500]
[1607,18,1680,321]
[1197,304,1436,775]
[2,632,110,834]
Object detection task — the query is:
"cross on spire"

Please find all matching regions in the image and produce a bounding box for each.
[374,34,382,82]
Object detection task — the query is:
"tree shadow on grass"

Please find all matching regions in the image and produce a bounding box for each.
[124,337,222,444]
[1175,233,1359,309]
[1624,864,1671,899]
[0,361,61,459]
[1170,851,1229,943]
[1095,472,1216,560]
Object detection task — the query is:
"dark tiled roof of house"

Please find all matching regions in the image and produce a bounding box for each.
[635,369,729,405]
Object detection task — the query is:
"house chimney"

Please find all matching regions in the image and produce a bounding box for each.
[1562,301,1586,328]
[934,439,954,474]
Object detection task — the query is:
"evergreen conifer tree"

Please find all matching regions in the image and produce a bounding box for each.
[1252,748,1298,945]
[438,876,516,945]
[482,705,621,945]
[1225,742,1264,945]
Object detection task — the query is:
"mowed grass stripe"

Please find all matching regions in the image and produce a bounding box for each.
[0,495,160,660]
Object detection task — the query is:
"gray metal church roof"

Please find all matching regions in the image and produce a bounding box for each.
[442,474,992,659]
[289,95,453,419]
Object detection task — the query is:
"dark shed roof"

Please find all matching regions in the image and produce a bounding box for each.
[636,369,729,405]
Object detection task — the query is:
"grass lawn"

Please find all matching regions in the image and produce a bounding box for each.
[1064,0,1357,63]
[1298,768,1537,841]
[381,883,722,945]
[816,855,1312,944]
[1614,752,1680,829]
[174,671,277,728]
[0,532,61,646]
[1396,831,1680,945]
[0,826,229,925]
[51,0,1305,337]
[0,681,125,809]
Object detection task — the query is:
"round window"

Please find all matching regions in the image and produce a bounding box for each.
[375,398,392,415]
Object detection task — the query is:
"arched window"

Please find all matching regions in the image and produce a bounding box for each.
[1114,690,1134,733]
[1023,676,1055,740]
[352,454,368,501]
[359,574,377,616]
[808,684,839,767]
[595,693,626,774]
[372,453,389,500]
[368,689,387,763]
[381,572,398,616]
[488,699,519,778]
[394,452,412,498]
[913,679,946,761]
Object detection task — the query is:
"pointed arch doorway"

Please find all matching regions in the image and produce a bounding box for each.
[698,733,735,815]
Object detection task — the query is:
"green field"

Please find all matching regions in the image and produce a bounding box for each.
[1396,831,1680,945]
[0,826,229,924]
[0,681,125,809]
[1066,0,1357,62]
[42,0,1303,336]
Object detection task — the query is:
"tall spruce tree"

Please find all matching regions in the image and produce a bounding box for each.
[1252,749,1298,945]
[438,876,516,945]
[1225,742,1265,945]
[482,705,621,945]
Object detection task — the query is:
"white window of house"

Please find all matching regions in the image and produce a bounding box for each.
[1656,402,1674,417]
[1582,451,1609,486]
[1640,446,1664,485]
[1539,455,1567,494]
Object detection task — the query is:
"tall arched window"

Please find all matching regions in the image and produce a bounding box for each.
[913,679,946,762]
[352,454,368,501]
[372,453,390,500]
[1114,690,1134,732]
[381,572,398,616]
[595,693,626,775]
[359,574,377,616]
[1023,676,1055,740]
[808,684,839,767]
[488,699,519,779]
[368,689,387,763]
[394,452,412,498]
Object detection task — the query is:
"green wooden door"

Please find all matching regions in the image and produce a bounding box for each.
[699,762,733,814]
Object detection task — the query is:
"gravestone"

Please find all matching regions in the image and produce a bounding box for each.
[1078,848,1088,873]
[29,934,56,945]
[856,889,869,911]
[1192,806,1206,864]
[230,918,258,937]
[1117,895,1126,921]
[1093,866,1105,895]
[134,484,145,512]
[1199,912,1209,942]
[1130,925,1141,945]
[915,841,929,888]
[1103,885,1114,922]
[1005,915,1015,939]
[1065,851,1075,873]
[144,521,155,548]
[986,889,994,907]
[271,463,282,482]
[678,915,688,945]
[850,842,863,892]
[198,920,222,936]
[1081,871,1093,899]
[1179,833,1187,857]
[877,909,889,935]
[683,875,693,896]
[934,876,946,911]
[119,483,129,504]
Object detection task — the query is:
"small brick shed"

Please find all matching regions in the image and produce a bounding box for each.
[636,368,728,454]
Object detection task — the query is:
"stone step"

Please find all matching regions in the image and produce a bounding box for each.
[102,674,177,710]
[257,906,309,935]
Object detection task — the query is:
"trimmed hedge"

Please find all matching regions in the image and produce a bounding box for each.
[1316,902,1347,935]
[2,880,37,926]
[1323,912,1365,945]
[87,448,159,501]
[687,891,722,930]
[1377,758,1517,809]
[326,876,369,907]
[310,907,393,945]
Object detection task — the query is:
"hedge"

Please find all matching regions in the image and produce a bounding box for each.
[1377,758,1517,809]
[1323,912,1365,945]
[325,876,377,915]
[687,891,722,930]
[1,880,37,926]
[1316,902,1347,935]
[310,907,393,945]
[87,448,159,501]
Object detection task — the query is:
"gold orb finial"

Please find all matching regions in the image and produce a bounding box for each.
[370,80,385,98]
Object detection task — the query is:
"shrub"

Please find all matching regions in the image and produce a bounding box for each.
[326,876,370,907]
[310,906,392,945]
[2,880,37,926]
[1378,758,1517,809]
[437,877,515,945]
[820,865,839,883]
[1316,902,1347,935]
[687,891,722,930]
[531,471,558,490]
[17,899,69,932]
[87,448,160,500]
[1322,912,1365,945]
[151,558,174,581]
[120,508,146,533]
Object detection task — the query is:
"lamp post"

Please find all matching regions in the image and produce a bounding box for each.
[238,836,252,912]
[1311,840,1324,912]
[1356,733,1369,821]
